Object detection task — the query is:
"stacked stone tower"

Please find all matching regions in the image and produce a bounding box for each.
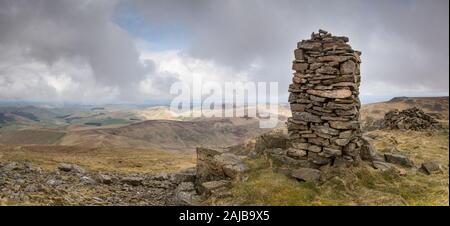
[287,29,362,167]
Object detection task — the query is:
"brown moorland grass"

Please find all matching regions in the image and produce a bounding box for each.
[0,144,196,173]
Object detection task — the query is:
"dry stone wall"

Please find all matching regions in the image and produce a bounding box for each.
[287,29,363,167]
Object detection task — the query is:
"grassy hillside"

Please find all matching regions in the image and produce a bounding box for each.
[361,96,449,121]
[0,130,65,145]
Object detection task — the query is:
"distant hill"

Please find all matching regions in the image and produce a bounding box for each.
[0,129,65,145]
[361,96,449,121]
[59,117,277,151]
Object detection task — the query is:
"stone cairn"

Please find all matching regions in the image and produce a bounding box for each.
[287,29,362,167]
[383,107,440,130]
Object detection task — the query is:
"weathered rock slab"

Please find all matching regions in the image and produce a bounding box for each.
[384,153,414,167]
[291,168,322,182]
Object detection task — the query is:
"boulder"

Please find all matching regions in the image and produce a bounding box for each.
[196,147,226,182]
[2,162,21,171]
[384,153,414,167]
[360,138,384,162]
[71,164,86,174]
[81,176,97,185]
[57,163,86,174]
[98,174,113,185]
[121,176,144,186]
[291,168,322,182]
[57,163,73,172]
[213,153,248,179]
[420,161,441,175]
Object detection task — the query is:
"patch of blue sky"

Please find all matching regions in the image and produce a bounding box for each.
[113,7,190,51]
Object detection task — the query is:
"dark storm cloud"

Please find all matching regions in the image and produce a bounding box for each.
[125,0,449,97]
[0,0,154,101]
[0,0,448,103]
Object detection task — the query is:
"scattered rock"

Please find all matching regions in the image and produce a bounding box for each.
[290,168,322,182]
[57,163,73,172]
[0,161,181,205]
[360,137,384,162]
[2,162,21,171]
[71,164,86,174]
[98,174,113,185]
[46,179,62,186]
[81,176,97,185]
[57,163,85,174]
[384,153,414,167]
[420,161,441,175]
[372,161,395,171]
[121,176,144,186]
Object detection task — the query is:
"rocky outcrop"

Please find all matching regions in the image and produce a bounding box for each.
[172,147,248,205]
[287,29,363,167]
[196,147,248,182]
[0,161,197,205]
[383,107,441,130]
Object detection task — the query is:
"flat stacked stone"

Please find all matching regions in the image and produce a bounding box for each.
[383,107,440,130]
[287,29,362,167]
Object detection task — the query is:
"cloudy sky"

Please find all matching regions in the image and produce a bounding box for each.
[0,0,448,104]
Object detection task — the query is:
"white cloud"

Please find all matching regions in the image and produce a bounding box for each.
[137,41,262,100]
